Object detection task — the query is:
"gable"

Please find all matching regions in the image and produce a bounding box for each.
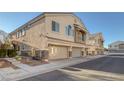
[44,12,88,32]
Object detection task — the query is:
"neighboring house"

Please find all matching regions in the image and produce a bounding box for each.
[0,40,2,47]
[86,32,104,55]
[0,30,8,47]
[9,12,104,60]
[108,41,124,53]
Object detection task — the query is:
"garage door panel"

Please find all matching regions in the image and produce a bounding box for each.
[72,48,81,57]
[49,45,68,59]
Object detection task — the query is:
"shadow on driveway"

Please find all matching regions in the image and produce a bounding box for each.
[71,56,124,74]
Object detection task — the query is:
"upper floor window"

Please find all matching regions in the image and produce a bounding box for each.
[81,34,85,41]
[19,31,22,37]
[22,29,26,36]
[16,32,19,38]
[65,25,74,36]
[16,29,26,38]
[52,21,59,32]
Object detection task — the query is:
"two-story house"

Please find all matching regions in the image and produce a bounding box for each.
[108,41,124,53]
[9,12,88,60]
[86,32,104,55]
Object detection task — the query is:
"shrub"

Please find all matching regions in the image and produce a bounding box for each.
[7,49,17,57]
[15,55,22,61]
[0,49,17,58]
[0,49,6,58]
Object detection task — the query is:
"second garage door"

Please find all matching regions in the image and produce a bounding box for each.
[49,45,68,60]
[72,47,81,57]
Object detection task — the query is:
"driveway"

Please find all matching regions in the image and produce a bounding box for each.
[71,55,124,74]
[21,55,124,81]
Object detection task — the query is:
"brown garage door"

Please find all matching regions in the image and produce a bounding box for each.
[49,45,68,59]
[72,47,81,57]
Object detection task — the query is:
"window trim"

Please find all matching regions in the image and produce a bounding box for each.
[65,25,74,36]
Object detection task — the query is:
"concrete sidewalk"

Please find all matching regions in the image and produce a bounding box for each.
[0,55,105,81]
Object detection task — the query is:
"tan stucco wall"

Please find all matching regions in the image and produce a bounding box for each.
[86,32,104,55]
[24,19,47,50]
[11,18,47,50]
[45,14,84,42]
[87,46,97,55]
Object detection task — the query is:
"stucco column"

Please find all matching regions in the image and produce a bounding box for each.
[68,46,72,58]
[81,48,85,57]
[41,49,49,62]
[41,37,49,62]
[84,48,88,56]
[31,48,35,57]
[17,43,21,55]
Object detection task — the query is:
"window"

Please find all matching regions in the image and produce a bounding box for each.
[22,29,26,36]
[52,21,59,32]
[20,30,23,36]
[65,25,74,36]
[16,32,19,38]
[19,31,21,37]
[27,24,31,29]
[81,34,85,41]
[16,29,26,38]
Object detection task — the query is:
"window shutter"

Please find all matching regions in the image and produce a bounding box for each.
[65,26,68,35]
[52,21,55,31]
[57,23,59,32]
[71,26,74,36]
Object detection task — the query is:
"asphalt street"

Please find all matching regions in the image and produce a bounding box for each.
[21,55,124,81]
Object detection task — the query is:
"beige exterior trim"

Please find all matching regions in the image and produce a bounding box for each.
[48,37,86,48]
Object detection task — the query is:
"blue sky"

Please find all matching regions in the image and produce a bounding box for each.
[0,12,124,48]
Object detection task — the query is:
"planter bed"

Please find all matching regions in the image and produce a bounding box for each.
[21,57,48,66]
[0,59,18,69]
[22,60,48,66]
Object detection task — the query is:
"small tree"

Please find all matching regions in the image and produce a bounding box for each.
[1,38,12,57]
[104,48,108,51]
